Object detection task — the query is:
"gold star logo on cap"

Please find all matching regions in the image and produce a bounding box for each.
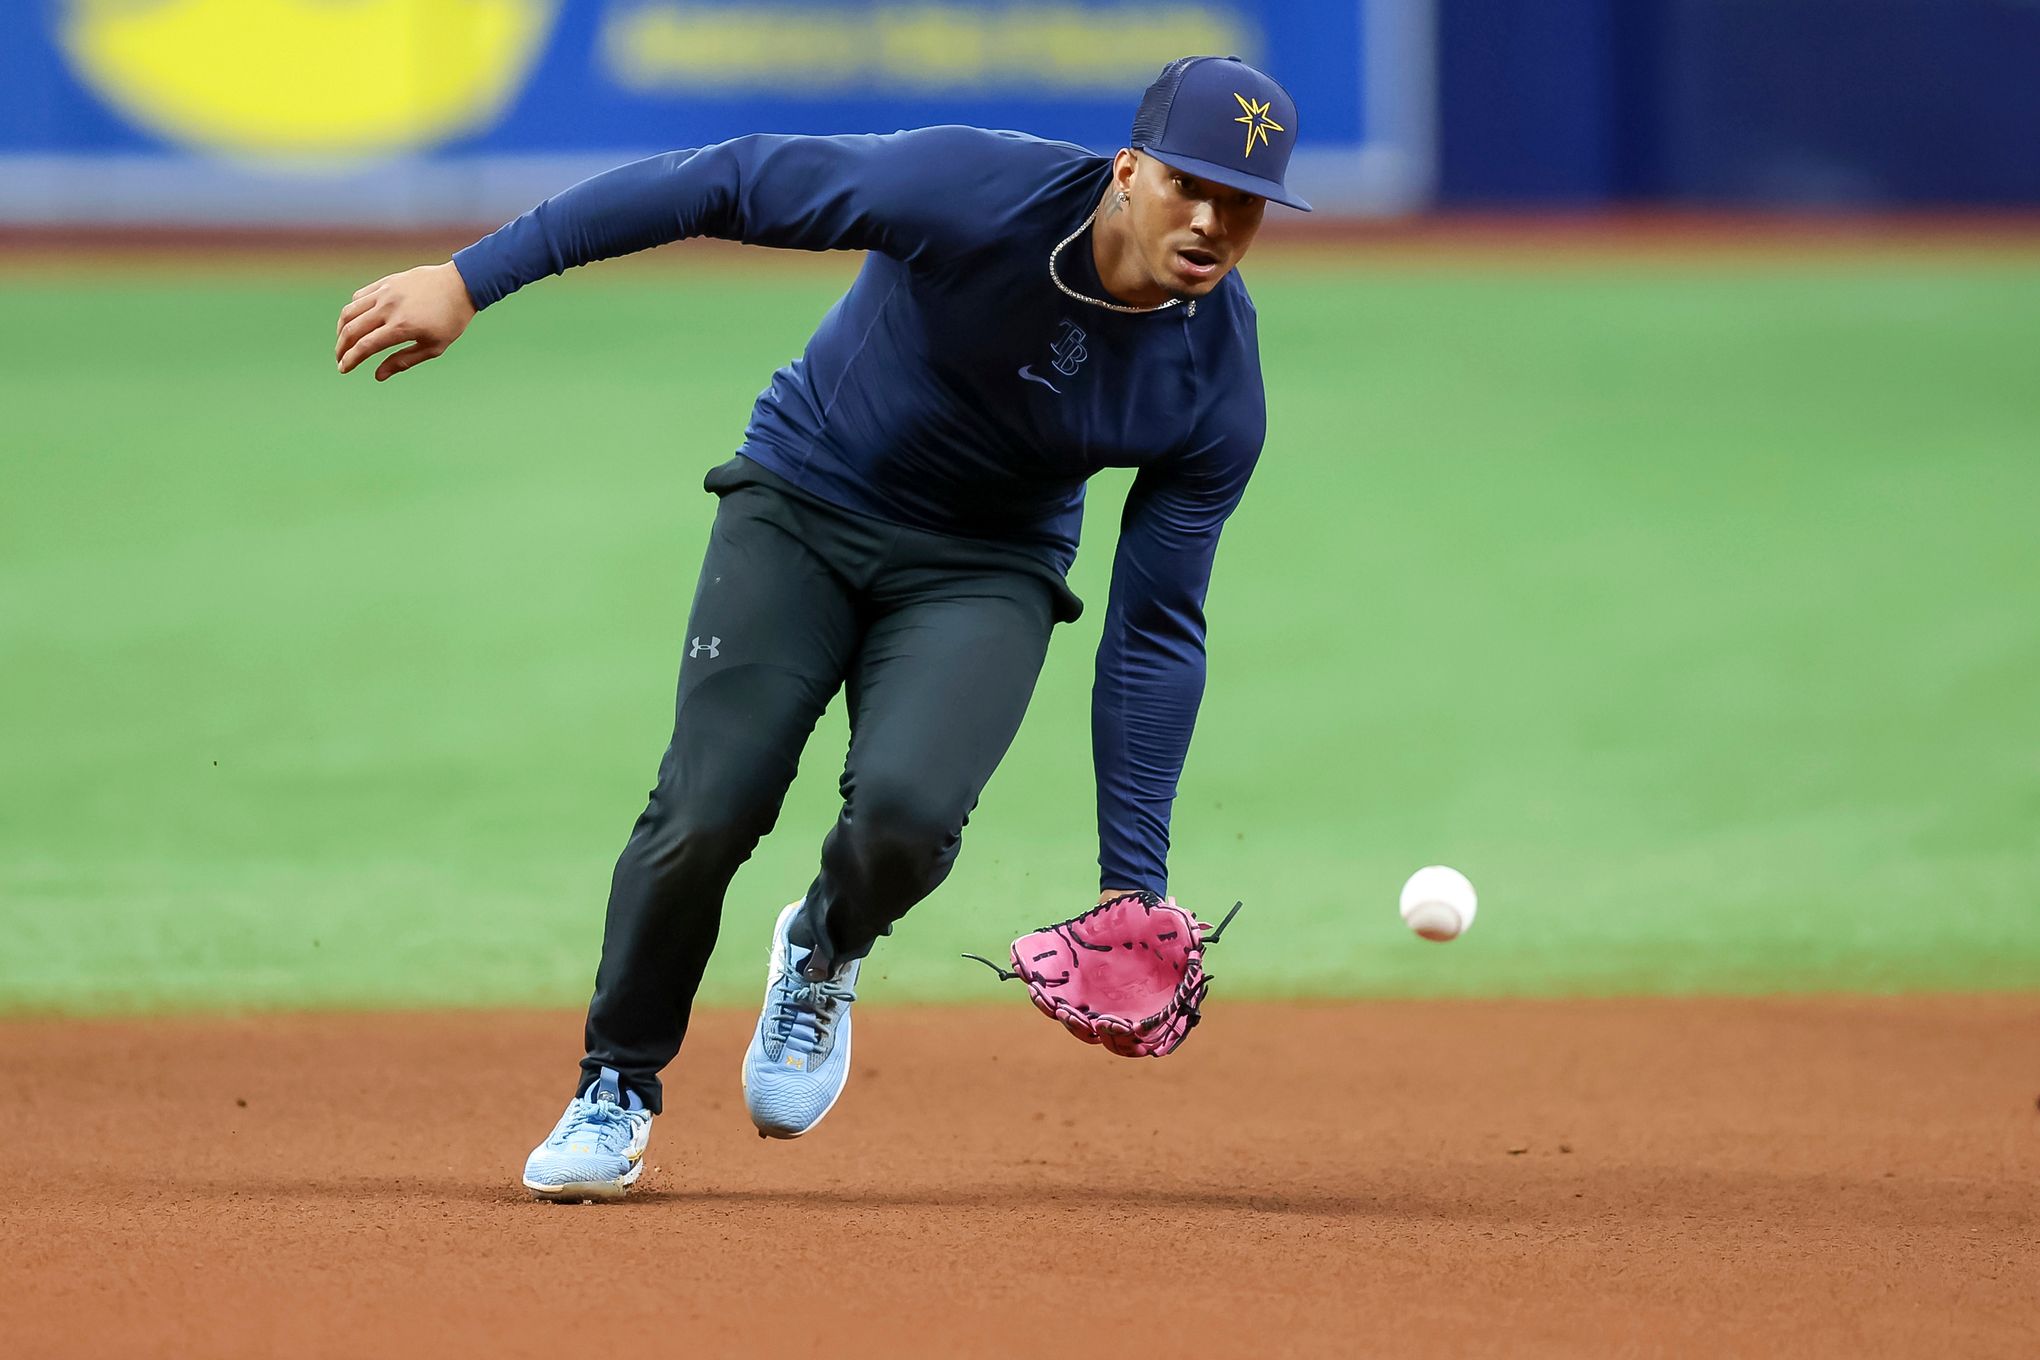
[1233,92,1284,158]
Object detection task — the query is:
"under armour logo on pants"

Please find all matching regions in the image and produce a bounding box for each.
[690,636,720,658]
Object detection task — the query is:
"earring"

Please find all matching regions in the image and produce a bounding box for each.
[1116,190,1130,205]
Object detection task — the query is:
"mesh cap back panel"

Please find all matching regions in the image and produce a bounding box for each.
[1129,56,1208,147]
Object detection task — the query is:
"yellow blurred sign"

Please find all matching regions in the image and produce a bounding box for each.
[58,0,560,158]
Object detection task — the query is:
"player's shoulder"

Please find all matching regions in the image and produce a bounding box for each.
[901,125,1098,160]
[884,125,1106,185]
[1207,271,1263,360]
[866,127,1105,259]
[1196,275,1267,442]
[1226,269,1258,316]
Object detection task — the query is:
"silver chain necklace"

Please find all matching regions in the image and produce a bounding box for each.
[1048,202,1194,318]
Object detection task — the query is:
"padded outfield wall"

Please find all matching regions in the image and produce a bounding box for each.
[0,0,1436,225]
[4,2,2036,227]
[1437,0,2040,207]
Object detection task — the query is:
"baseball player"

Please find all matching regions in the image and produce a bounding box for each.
[334,56,1307,1201]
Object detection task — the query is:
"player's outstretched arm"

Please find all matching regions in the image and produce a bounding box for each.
[1091,424,1262,896]
[447,127,1005,311]
[334,261,477,381]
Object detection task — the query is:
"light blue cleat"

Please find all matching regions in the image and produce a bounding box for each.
[742,901,862,1139]
[522,1066,653,1202]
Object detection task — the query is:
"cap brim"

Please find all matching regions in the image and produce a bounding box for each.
[1139,145,1312,212]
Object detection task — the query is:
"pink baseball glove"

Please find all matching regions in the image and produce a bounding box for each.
[964,890,1243,1058]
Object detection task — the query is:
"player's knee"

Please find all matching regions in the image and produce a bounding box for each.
[637,777,780,872]
[847,780,966,879]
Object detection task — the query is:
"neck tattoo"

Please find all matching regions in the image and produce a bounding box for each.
[1048,203,1195,318]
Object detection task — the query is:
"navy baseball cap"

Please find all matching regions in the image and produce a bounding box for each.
[1131,55,1311,212]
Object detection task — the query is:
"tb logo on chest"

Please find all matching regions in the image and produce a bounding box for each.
[1018,319,1089,394]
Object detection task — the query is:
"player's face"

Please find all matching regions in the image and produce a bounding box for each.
[1121,150,1267,299]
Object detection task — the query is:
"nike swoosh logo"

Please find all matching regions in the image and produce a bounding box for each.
[1018,364,1060,393]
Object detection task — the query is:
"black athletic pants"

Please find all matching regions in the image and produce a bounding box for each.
[579,458,1081,1111]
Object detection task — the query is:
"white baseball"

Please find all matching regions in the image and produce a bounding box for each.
[1400,865,1477,942]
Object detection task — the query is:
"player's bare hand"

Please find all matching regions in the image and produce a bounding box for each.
[335,262,476,381]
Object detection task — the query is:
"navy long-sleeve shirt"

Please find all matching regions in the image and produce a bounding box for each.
[452,126,1265,894]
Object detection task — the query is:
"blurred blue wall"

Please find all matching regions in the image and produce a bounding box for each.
[0,1,1431,223]
[1439,0,2040,207]
[3,1,2035,220]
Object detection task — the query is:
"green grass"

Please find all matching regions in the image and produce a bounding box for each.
[2,252,2036,1015]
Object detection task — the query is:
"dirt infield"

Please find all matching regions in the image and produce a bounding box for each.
[3,997,2035,1357]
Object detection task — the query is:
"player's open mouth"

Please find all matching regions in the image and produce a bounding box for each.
[1175,248,1222,279]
